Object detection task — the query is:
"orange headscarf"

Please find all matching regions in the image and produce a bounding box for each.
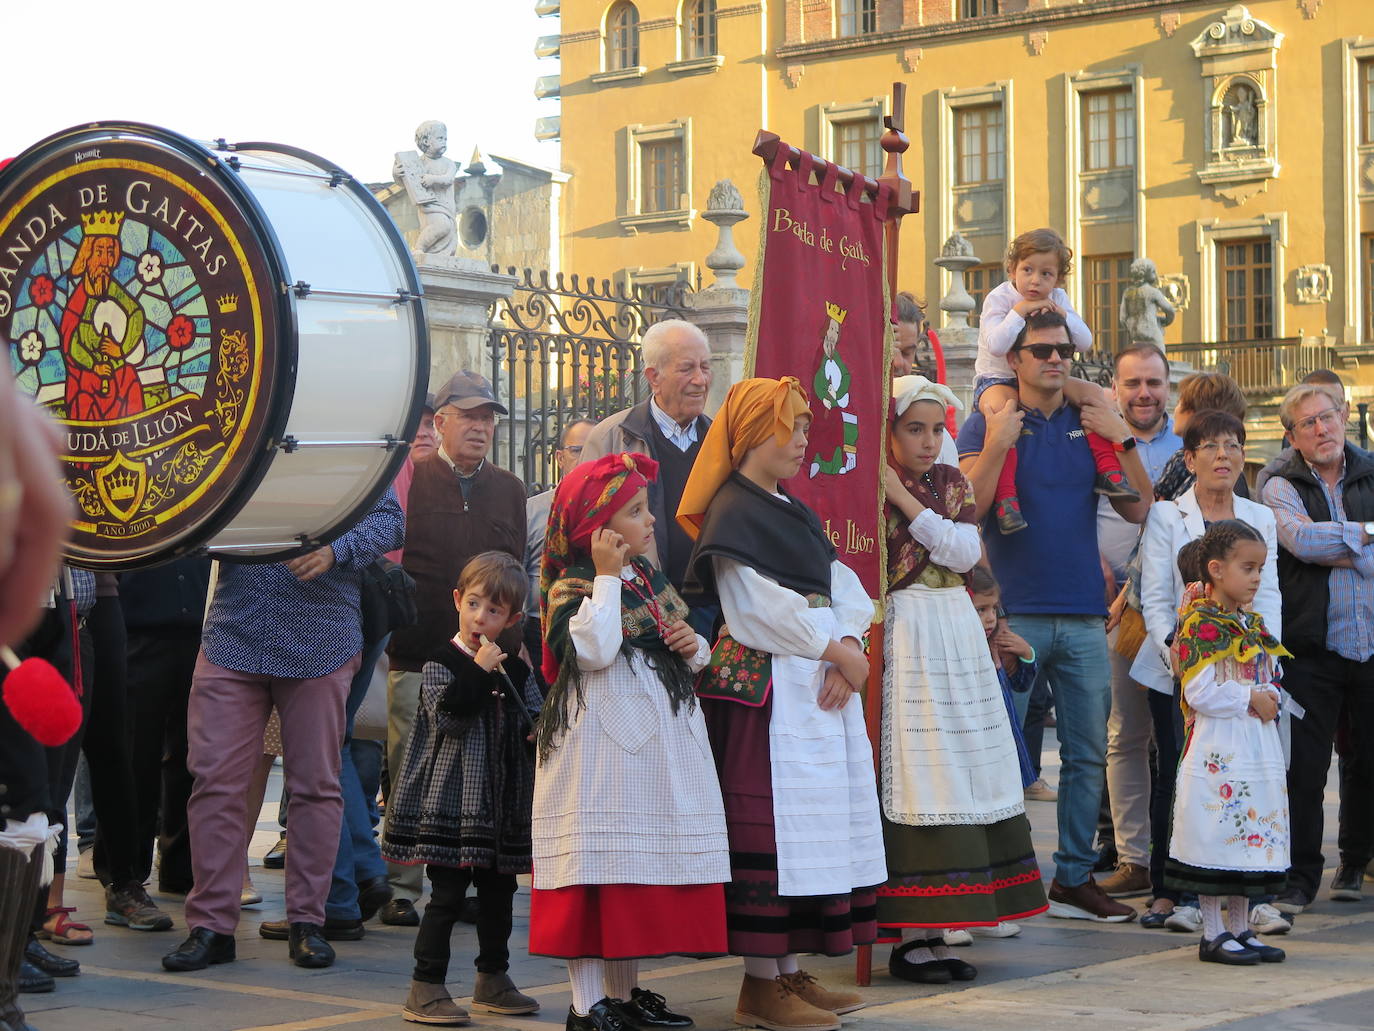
[676,376,811,539]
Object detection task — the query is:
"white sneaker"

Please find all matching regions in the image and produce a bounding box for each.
[76,848,96,879]
[1024,778,1058,803]
[1163,905,1202,933]
[970,922,1021,938]
[1249,902,1292,935]
[942,928,972,946]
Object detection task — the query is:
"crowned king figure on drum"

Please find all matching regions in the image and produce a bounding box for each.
[60,209,147,421]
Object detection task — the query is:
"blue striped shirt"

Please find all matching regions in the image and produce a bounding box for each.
[202,489,404,678]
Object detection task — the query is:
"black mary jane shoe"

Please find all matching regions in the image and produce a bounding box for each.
[287,922,336,968]
[1235,930,1286,963]
[1198,931,1260,966]
[941,957,978,981]
[566,999,632,1031]
[162,927,236,971]
[17,961,54,994]
[24,938,79,978]
[888,941,953,984]
[619,987,694,1029]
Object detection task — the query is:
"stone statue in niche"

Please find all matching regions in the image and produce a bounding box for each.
[394,120,458,257]
[1225,83,1258,147]
[1119,258,1177,346]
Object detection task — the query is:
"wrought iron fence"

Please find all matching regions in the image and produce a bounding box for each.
[1165,337,1333,394]
[487,268,693,492]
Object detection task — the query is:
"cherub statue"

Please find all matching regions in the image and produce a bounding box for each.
[1119,258,1176,346]
[394,120,458,257]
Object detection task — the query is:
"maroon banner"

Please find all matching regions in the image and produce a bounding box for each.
[746,146,891,598]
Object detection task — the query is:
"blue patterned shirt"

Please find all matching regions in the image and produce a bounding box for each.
[1263,466,1374,662]
[202,489,404,678]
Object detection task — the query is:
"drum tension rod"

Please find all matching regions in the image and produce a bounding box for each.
[291,281,420,305]
[278,435,404,453]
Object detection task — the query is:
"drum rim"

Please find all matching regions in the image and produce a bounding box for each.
[0,120,299,572]
[202,139,429,564]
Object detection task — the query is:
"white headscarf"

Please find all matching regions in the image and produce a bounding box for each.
[892,375,963,418]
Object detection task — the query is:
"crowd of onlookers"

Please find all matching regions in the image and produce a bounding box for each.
[2,230,1372,1031]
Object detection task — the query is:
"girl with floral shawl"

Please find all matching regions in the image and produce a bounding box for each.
[1165,519,1291,966]
[532,451,729,1031]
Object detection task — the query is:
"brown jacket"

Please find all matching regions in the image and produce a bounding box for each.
[387,454,526,671]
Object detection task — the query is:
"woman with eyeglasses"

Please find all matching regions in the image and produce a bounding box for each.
[1130,409,1282,931]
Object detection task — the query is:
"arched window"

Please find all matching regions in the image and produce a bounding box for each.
[607,2,640,71]
[685,0,717,59]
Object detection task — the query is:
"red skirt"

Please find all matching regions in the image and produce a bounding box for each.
[530,883,727,959]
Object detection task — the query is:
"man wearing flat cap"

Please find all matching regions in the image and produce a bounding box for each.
[381,370,526,925]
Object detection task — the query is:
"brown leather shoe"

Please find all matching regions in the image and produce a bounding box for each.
[1047,877,1137,922]
[735,974,839,1031]
[778,971,864,1016]
[1097,862,1151,898]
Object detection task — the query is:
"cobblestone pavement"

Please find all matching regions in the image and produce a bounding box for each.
[23,739,1373,1031]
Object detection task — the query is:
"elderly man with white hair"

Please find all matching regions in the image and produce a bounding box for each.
[580,319,714,630]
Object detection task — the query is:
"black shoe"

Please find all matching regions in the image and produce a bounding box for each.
[1271,885,1311,915]
[356,875,392,922]
[621,987,693,1029]
[1331,865,1364,902]
[16,961,54,994]
[941,957,977,981]
[888,941,952,984]
[1139,909,1171,930]
[566,999,632,1031]
[287,922,335,968]
[260,917,364,942]
[995,498,1027,535]
[162,927,236,971]
[1094,470,1140,501]
[158,879,193,896]
[457,895,480,925]
[1092,844,1119,874]
[1198,932,1260,966]
[380,898,420,926]
[262,836,287,870]
[1235,930,1286,963]
[24,938,79,977]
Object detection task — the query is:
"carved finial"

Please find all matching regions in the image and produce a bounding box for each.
[466,147,488,176]
[941,231,975,259]
[702,179,749,290]
[706,179,744,214]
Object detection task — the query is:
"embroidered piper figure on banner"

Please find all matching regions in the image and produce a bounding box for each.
[809,301,859,478]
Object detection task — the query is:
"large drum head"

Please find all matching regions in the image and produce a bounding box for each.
[1,123,294,569]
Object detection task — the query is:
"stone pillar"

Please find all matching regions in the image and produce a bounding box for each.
[415,257,516,388]
[688,179,753,414]
[933,231,981,414]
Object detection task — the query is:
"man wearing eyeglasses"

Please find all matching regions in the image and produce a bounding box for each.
[958,309,1152,923]
[1261,382,1374,914]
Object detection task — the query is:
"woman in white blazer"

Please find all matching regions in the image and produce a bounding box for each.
[1129,409,1281,929]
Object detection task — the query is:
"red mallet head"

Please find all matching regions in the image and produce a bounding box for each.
[1,650,81,747]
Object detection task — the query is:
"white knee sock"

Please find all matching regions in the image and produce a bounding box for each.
[568,958,606,1016]
[1199,895,1245,951]
[604,959,638,1001]
[776,954,799,976]
[1225,896,1250,938]
[743,957,779,980]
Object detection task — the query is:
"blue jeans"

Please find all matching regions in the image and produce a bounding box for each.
[325,635,390,921]
[1008,614,1110,888]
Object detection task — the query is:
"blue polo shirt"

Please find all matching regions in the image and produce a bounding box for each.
[958,402,1106,617]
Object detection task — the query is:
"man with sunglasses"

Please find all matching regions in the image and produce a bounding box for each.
[958,309,1152,923]
[1261,383,1374,914]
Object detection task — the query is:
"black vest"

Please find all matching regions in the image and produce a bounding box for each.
[1273,443,1374,656]
[648,416,703,594]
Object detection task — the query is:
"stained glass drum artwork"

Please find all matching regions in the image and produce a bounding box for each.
[0,122,428,569]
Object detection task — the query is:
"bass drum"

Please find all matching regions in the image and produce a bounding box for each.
[0,122,427,569]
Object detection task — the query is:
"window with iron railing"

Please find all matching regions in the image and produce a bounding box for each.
[1082,89,1135,172]
[685,0,717,58]
[1085,254,1133,353]
[1219,238,1274,341]
[965,262,1003,328]
[834,117,883,178]
[956,105,1005,186]
[607,1,640,70]
[838,0,877,37]
[640,139,684,214]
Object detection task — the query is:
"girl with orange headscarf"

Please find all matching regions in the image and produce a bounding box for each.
[678,378,885,1031]
[531,452,729,1031]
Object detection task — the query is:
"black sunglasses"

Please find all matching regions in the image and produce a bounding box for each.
[1017,343,1075,361]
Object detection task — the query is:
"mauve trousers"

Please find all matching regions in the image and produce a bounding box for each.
[184,651,358,934]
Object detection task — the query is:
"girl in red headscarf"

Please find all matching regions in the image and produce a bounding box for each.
[532,452,729,1031]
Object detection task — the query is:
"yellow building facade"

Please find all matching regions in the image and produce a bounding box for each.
[546,0,1374,373]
